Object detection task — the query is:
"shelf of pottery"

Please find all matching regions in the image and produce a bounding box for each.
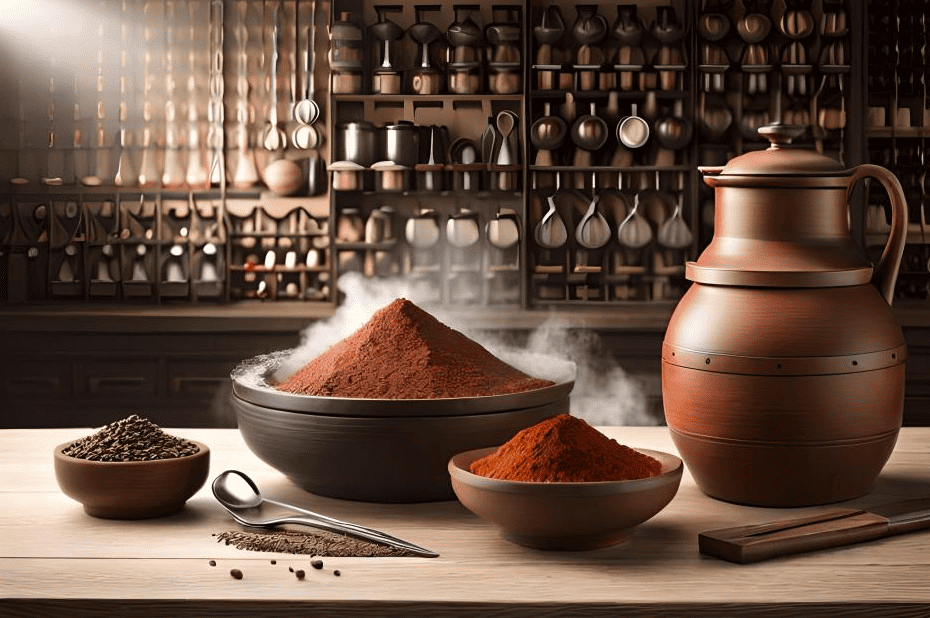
[864,0,929,302]
[327,1,526,305]
[0,0,334,304]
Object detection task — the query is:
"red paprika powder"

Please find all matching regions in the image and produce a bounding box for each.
[470,414,662,482]
[276,298,554,399]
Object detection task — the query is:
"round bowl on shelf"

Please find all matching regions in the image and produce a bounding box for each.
[448,447,683,550]
[53,441,210,519]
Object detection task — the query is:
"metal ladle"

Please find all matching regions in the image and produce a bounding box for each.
[293,1,320,125]
[262,2,287,152]
[535,173,568,249]
[212,470,438,558]
[575,173,611,249]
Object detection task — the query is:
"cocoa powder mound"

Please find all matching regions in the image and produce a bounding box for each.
[470,414,662,482]
[275,298,555,399]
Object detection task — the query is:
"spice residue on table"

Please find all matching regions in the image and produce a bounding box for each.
[214,530,416,557]
[471,414,662,482]
[276,298,555,399]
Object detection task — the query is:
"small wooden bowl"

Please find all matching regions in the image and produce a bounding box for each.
[449,447,682,550]
[53,441,210,519]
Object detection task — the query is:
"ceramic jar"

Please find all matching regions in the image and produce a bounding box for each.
[663,124,909,507]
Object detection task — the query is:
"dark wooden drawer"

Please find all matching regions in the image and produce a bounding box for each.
[75,360,159,398]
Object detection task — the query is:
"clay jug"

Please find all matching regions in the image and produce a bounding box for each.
[663,123,908,507]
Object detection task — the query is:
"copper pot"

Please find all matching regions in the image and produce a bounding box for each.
[663,124,908,507]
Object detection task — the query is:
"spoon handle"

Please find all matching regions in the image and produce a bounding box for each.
[264,498,439,557]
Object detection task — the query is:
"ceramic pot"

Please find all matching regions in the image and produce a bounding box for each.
[663,123,909,507]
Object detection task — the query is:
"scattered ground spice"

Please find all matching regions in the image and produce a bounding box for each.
[270,560,276,565]
[62,414,199,462]
[275,298,554,399]
[214,529,416,557]
[334,570,341,577]
[208,560,216,567]
[310,559,323,570]
[471,414,663,482]
[230,569,243,580]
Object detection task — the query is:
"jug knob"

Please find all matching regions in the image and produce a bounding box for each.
[758,123,806,148]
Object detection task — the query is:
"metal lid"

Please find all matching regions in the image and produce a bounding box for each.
[708,123,845,176]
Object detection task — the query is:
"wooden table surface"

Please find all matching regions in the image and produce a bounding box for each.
[2,427,929,617]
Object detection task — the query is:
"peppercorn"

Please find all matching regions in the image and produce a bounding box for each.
[230,569,243,580]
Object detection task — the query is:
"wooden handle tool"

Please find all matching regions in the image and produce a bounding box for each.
[699,498,930,564]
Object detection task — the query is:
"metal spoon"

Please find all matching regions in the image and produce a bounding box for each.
[293,0,321,125]
[262,2,287,152]
[212,470,438,558]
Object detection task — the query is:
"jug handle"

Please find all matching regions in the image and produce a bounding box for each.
[847,164,908,307]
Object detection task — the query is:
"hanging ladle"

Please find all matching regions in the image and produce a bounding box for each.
[293,1,320,125]
[212,470,438,557]
[534,172,568,249]
[262,2,287,151]
[575,172,611,249]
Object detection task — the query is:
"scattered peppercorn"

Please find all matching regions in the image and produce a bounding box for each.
[295,570,306,580]
[311,559,323,570]
[289,566,294,572]
[333,570,341,577]
[230,569,243,580]
[270,560,276,565]
[208,560,216,567]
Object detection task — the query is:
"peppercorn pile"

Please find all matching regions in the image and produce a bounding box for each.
[62,414,200,462]
[471,414,662,482]
[275,298,555,399]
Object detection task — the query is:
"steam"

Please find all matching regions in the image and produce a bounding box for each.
[267,272,656,426]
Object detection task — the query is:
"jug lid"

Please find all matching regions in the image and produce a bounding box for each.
[707,123,845,176]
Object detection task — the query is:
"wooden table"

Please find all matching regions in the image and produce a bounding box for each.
[2,427,928,617]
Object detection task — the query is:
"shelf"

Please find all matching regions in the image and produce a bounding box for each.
[530,165,691,173]
[332,94,523,103]
[867,127,930,138]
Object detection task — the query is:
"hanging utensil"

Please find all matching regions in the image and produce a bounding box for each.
[535,172,568,249]
[617,192,653,252]
[162,0,184,188]
[530,101,566,166]
[575,173,611,249]
[446,209,481,248]
[139,1,159,186]
[293,1,321,126]
[114,0,136,187]
[405,209,441,249]
[185,2,208,188]
[207,0,225,186]
[487,209,520,249]
[233,1,259,188]
[262,1,287,152]
[657,173,692,251]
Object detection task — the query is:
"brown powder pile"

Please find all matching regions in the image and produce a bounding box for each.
[471,414,662,482]
[276,298,554,399]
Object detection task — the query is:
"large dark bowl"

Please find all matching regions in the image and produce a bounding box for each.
[231,390,570,503]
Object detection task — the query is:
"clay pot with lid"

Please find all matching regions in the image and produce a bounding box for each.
[663,123,908,507]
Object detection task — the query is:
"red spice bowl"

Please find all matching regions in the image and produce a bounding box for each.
[448,447,683,551]
[53,441,210,519]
